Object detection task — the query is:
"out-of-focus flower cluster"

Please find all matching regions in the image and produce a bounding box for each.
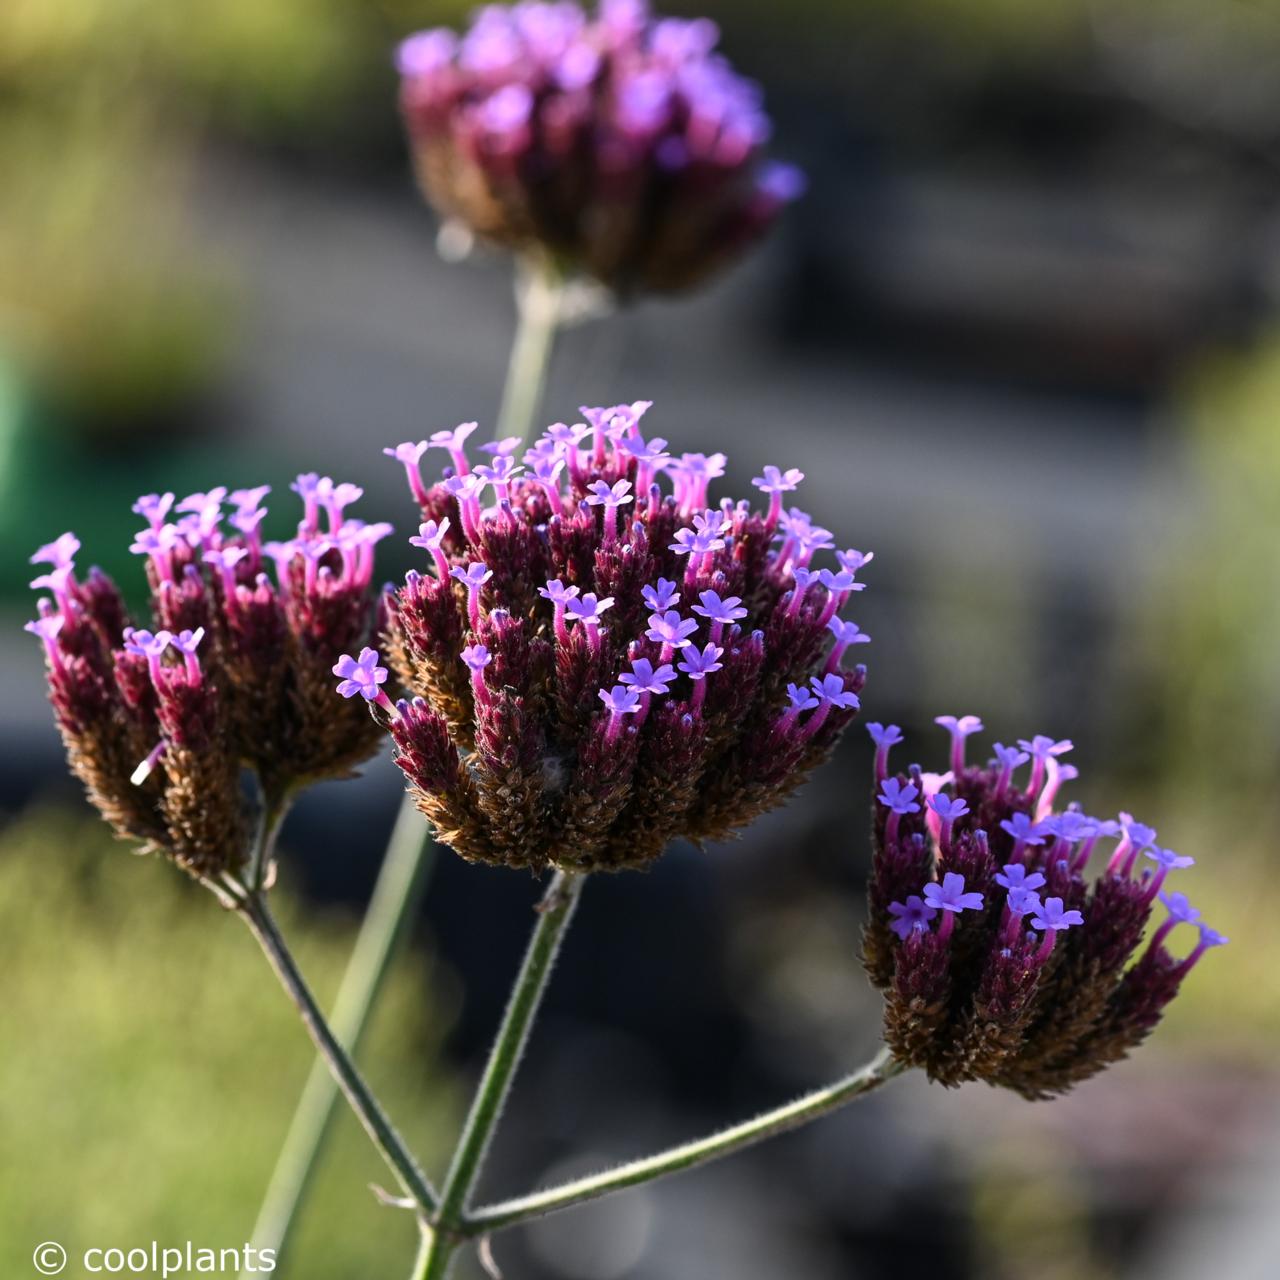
[396,0,804,294]
[342,402,868,872]
[863,719,1226,1097]
[26,482,390,877]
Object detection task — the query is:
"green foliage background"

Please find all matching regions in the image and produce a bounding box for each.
[0,807,460,1278]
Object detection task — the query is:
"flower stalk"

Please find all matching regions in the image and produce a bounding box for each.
[248,247,569,1269]
[463,1046,907,1236]
[240,801,438,1271]
[420,871,585,1278]
[231,816,439,1221]
[496,258,564,444]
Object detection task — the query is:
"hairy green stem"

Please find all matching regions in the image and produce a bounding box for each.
[424,871,585,1277]
[495,256,564,442]
[237,890,438,1219]
[247,251,566,1274]
[464,1046,908,1236]
[241,803,438,1270]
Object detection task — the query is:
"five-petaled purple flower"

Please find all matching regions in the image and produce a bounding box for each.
[646,608,699,657]
[333,648,393,711]
[619,658,676,697]
[888,895,937,941]
[936,714,985,775]
[995,863,1046,892]
[598,684,641,744]
[924,872,985,915]
[642,579,679,613]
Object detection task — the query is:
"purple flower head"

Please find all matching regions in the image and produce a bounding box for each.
[132,492,175,528]
[619,658,677,696]
[888,895,937,941]
[230,506,268,538]
[1042,811,1098,844]
[867,722,904,749]
[444,473,486,502]
[994,742,1030,770]
[1196,925,1229,950]
[429,421,479,455]
[25,615,65,660]
[123,628,172,662]
[923,872,985,914]
[409,518,452,551]
[936,713,984,774]
[598,684,641,716]
[30,532,81,570]
[1121,815,1158,853]
[396,28,458,77]
[836,549,873,575]
[937,714,984,738]
[818,568,861,595]
[1031,897,1085,933]
[450,562,493,590]
[677,642,724,680]
[29,565,74,602]
[642,579,680,612]
[230,484,271,513]
[669,527,723,558]
[566,592,615,624]
[528,454,566,487]
[809,672,859,710]
[692,590,747,626]
[752,465,804,494]
[646,609,698,649]
[545,422,592,450]
[539,579,580,606]
[878,777,921,816]
[332,647,389,701]
[1144,846,1195,871]
[171,627,205,655]
[175,488,227,537]
[477,83,535,137]
[461,643,492,673]
[585,478,634,508]
[1018,734,1074,760]
[793,524,835,562]
[999,813,1047,846]
[791,566,820,591]
[1158,891,1202,926]
[479,436,524,457]
[928,794,969,822]
[1006,887,1043,917]
[677,452,727,484]
[475,455,523,486]
[995,864,1047,892]
[622,434,670,465]
[786,682,821,713]
[827,618,870,646]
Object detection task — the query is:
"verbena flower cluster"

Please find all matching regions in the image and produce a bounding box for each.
[345,402,869,872]
[26,483,390,876]
[863,718,1226,1097]
[396,0,804,293]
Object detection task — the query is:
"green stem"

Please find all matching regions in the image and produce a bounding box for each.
[465,1047,908,1236]
[495,257,564,442]
[428,871,585,1276]
[246,248,567,1275]
[410,1227,454,1280]
[237,891,438,1219]
[241,803,438,1269]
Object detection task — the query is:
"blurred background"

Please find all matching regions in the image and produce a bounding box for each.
[3,0,1278,1277]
